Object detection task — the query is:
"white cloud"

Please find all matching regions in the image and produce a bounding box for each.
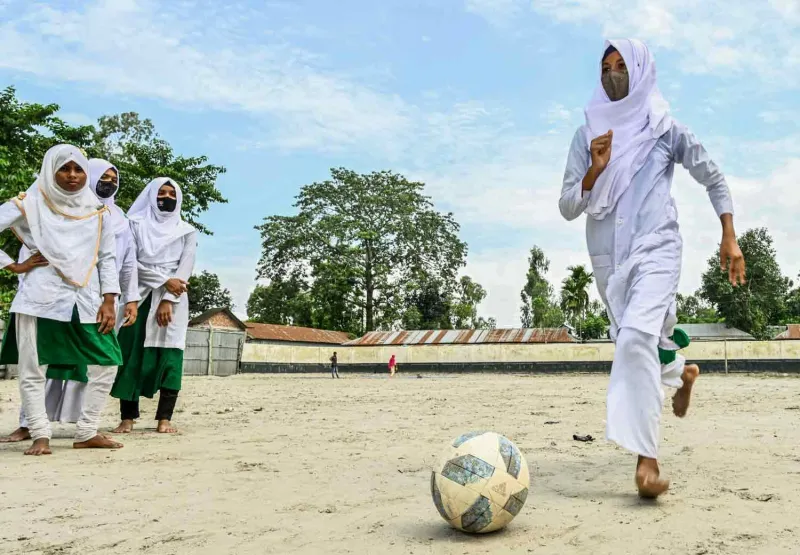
[466,0,800,85]
[0,0,413,153]
[57,112,95,127]
[415,94,800,326]
[545,103,580,125]
[465,0,525,26]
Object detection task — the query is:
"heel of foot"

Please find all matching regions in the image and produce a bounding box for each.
[636,475,670,499]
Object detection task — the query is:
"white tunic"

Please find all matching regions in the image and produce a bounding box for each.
[115,222,141,307]
[560,121,734,458]
[0,201,120,322]
[130,222,197,350]
[16,221,138,426]
[559,121,734,342]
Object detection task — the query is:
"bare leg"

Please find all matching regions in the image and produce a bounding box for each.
[157,419,178,434]
[111,420,135,434]
[672,364,699,418]
[74,435,123,449]
[24,438,52,456]
[635,456,670,498]
[0,427,31,443]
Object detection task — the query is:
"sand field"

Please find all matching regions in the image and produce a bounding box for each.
[1,372,799,554]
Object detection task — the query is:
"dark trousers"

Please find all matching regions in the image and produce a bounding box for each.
[331,365,339,378]
[120,388,180,421]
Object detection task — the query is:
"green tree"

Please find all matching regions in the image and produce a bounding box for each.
[255,168,468,332]
[90,113,227,234]
[579,299,610,340]
[246,275,314,327]
[784,275,800,323]
[700,228,789,340]
[560,265,594,339]
[402,279,452,330]
[451,276,488,329]
[187,271,234,318]
[676,292,721,324]
[520,246,565,328]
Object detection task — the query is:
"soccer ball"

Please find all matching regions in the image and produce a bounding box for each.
[430,431,530,533]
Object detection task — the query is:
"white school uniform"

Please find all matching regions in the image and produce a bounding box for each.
[559,39,734,458]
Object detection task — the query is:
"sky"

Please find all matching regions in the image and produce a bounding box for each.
[2,0,800,327]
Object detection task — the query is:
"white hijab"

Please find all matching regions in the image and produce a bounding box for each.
[127,177,194,264]
[17,144,106,287]
[583,39,673,220]
[88,158,129,238]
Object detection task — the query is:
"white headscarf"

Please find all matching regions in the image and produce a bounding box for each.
[88,158,129,238]
[583,39,673,220]
[16,144,106,287]
[127,177,194,264]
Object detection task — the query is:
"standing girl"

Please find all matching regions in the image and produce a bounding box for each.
[2,159,140,442]
[0,145,123,455]
[110,178,196,434]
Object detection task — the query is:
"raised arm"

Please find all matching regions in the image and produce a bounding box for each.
[672,124,744,285]
[162,231,197,304]
[559,128,593,221]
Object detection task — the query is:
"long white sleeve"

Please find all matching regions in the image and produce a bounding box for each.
[559,128,592,221]
[163,231,197,304]
[137,264,170,291]
[118,232,140,305]
[671,123,734,217]
[97,212,121,296]
[0,201,25,269]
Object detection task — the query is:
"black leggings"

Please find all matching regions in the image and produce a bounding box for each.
[120,388,180,421]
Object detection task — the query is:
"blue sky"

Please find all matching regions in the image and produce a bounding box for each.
[2,0,800,326]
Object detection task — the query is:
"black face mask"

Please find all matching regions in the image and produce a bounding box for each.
[95,180,118,199]
[157,196,177,213]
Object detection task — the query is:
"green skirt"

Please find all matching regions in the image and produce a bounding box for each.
[0,307,122,381]
[110,294,184,401]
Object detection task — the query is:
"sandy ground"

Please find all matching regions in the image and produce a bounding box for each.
[1,372,799,555]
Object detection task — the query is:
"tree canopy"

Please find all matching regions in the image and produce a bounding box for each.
[700,227,790,340]
[519,246,565,328]
[254,168,489,334]
[187,271,234,318]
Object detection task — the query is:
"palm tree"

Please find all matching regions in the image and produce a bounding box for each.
[560,265,594,339]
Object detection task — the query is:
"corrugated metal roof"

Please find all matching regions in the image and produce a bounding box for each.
[679,323,753,340]
[245,323,351,344]
[345,327,576,346]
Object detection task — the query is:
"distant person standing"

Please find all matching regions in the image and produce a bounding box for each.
[388,354,397,377]
[330,352,339,379]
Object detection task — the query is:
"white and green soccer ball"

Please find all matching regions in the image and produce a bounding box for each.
[431,431,530,533]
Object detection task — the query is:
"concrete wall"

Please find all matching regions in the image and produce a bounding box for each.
[240,340,800,374]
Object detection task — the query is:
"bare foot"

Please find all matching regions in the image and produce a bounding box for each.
[635,456,669,499]
[0,427,31,443]
[672,364,700,418]
[157,419,178,434]
[24,438,52,456]
[74,435,123,449]
[111,420,135,434]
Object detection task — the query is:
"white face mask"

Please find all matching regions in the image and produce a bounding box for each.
[602,70,629,101]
